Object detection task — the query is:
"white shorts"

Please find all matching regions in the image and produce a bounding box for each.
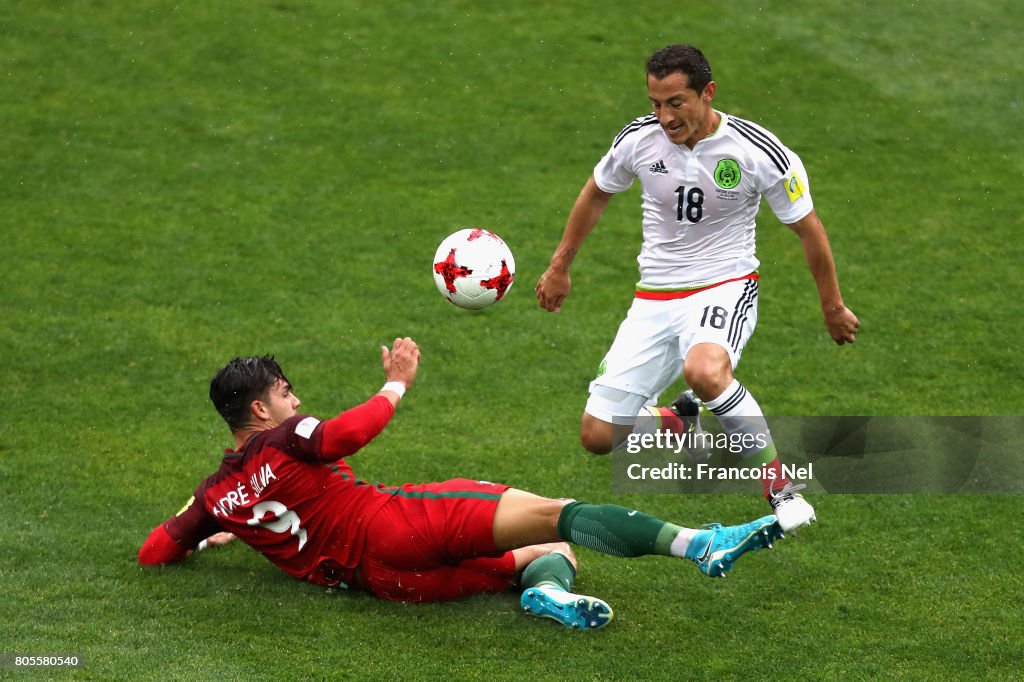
[586,277,759,423]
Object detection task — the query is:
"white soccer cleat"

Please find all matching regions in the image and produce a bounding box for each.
[769,482,816,533]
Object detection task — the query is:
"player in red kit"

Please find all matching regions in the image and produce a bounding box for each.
[140,338,790,630]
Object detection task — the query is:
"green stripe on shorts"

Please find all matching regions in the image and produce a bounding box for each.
[388,489,503,501]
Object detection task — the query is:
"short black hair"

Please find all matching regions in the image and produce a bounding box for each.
[646,44,713,92]
[209,355,289,432]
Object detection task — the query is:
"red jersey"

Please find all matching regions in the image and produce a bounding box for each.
[156,395,397,587]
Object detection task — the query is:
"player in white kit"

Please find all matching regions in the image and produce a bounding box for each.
[535,45,859,532]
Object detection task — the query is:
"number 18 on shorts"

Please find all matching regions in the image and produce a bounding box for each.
[589,277,759,408]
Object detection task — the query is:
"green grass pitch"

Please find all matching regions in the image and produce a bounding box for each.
[2,1,1022,679]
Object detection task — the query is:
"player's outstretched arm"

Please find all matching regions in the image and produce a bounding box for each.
[138,524,235,566]
[138,495,225,567]
[536,176,614,312]
[786,210,860,345]
[314,338,421,462]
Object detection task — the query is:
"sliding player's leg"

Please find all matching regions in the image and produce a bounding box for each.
[492,488,782,578]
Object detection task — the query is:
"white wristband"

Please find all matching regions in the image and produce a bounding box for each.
[381,381,407,398]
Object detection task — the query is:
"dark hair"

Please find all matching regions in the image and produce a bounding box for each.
[645,44,713,92]
[209,355,289,432]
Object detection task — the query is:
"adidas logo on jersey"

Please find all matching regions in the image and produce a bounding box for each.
[649,160,668,174]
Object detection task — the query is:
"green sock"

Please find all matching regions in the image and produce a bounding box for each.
[520,552,576,592]
[557,501,682,558]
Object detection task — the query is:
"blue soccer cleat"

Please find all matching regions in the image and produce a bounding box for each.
[685,515,783,578]
[520,585,614,630]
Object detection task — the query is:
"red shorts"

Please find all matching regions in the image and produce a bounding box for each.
[356,478,517,602]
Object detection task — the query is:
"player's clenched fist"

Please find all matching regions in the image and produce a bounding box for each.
[825,306,860,345]
[536,266,572,312]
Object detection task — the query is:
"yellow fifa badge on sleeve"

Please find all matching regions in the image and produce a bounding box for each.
[176,495,196,516]
[785,173,806,202]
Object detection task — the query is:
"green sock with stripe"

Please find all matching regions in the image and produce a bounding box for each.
[519,552,576,592]
[556,502,686,558]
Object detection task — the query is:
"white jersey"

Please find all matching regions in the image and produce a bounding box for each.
[593,110,814,289]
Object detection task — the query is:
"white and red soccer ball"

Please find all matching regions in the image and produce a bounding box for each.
[432,229,516,310]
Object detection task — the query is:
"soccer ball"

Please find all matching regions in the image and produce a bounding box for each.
[432,228,516,310]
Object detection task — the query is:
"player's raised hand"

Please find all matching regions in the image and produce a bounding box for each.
[536,265,572,312]
[382,337,420,388]
[825,305,860,345]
